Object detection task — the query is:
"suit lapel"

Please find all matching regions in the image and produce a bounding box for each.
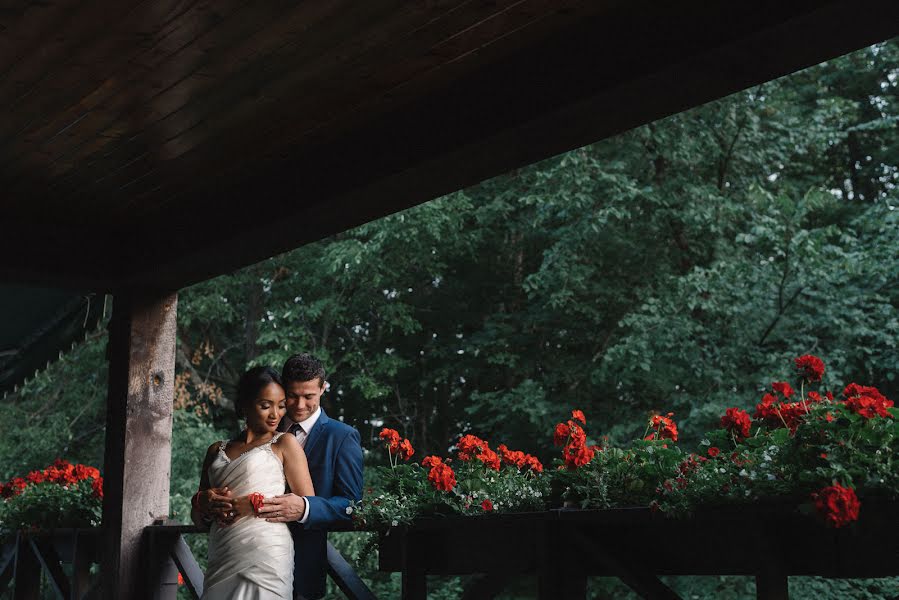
[303,409,329,456]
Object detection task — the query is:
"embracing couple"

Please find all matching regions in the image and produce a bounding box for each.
[191,353,363,600]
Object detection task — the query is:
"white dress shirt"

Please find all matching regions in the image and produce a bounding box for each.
[282,406,322,523]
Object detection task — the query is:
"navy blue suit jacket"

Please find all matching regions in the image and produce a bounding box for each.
[281,410,363,600]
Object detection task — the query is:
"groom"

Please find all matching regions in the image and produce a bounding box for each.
[258,353,364,600]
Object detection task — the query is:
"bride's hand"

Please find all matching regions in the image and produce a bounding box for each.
[229,495,255,521]
[198,487,235,521]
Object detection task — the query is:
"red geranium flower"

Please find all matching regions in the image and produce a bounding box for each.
[645,413,678,442]
[812,484,860,528]
[571,409,586,425]
[378,428,401,451]
[25,470,45,485]
[842,383,894,419]
[475,447,501,471]
[457,434,488,460]
[553,422,571,447]
[771,382,794,399]
[397,439,415,461]
[707,447,720,458]
[720,407,752,441]
[74,464,101,481]
[794,355,825,382]
[563,443,596,468]
[427,463,456,491]
[421,455,443,468]
[91,477,104,499]
[524,455,544,473]
[481,499,494,512]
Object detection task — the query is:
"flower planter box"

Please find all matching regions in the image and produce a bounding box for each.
[377,501,899,599]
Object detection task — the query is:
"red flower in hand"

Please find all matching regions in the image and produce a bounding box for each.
[249,492,265,515]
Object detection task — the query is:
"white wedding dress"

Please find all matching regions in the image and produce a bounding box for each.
[202,432,294,600]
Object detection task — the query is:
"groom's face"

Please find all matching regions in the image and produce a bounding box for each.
[284,379,324,423]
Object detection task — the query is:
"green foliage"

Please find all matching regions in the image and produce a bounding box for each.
[354,461,548,530]
[1,38,897,600]
[0,479,101,539]
[0,332,108,481]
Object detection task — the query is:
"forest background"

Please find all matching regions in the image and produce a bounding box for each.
[1,41,897,599]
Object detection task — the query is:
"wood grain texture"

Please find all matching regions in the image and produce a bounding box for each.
[0,0,896,290]
[100,292,177,600]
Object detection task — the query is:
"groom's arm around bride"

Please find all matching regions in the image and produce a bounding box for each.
[259,353,364,600]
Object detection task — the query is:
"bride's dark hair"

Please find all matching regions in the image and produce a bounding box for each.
[235,366,283,418]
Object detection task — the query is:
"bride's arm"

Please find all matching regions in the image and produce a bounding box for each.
[256,434,315,522]
[191,443,226,530]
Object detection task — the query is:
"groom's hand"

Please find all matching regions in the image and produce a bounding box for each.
[259,493,306,522]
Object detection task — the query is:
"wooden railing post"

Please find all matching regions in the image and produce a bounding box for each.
[12,533,40,600]
[101,292,178,600]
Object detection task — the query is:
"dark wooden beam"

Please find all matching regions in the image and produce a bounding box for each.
[12,533,40,600]
[170,535,204,599]
[0,540,15,595]
[29,539,72,599]
[460,573,512,600]
[326,541,378,600]
[123,0,899,291]
[0,1,897,291]
[100,292,177,600]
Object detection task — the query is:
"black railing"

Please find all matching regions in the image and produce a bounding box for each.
[0,523,376,600]
[0,529,100,600]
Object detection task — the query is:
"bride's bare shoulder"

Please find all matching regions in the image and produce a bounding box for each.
[204,441,223,459]
[273,432,304,456]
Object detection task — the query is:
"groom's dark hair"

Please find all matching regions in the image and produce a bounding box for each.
[282,353,326,387]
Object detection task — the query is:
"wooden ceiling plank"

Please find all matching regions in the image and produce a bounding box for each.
[106,0,582,216]
[119,1,899,289]
[25,1,405,204]
[53,0,494,213]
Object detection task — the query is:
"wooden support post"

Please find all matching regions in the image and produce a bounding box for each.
[100,292,178,600]
[536,519,561,600]
[755,571,789,600]
[401,532,427,600]
[460,573,512,600]
[171,535,205,599]
[0,540,15,594]
[13,533,40,600]
[71,530,95,600]
[326,541,377,600]
[29,539,71,599]
[570,530,679,600]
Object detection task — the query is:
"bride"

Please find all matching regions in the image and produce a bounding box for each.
[191,366,314,599]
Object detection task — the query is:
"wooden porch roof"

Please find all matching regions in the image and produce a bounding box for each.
[2,0,898,292]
